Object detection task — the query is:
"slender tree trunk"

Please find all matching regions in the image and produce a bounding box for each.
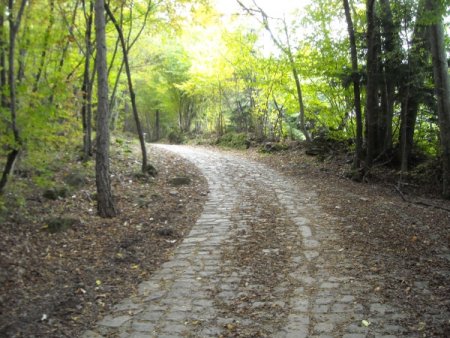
[32,0,54,93]
[94,0,117,217]
[379,0,398,152]
[427,0,450,198]
[144,111,151,141]
[400,93,419,171]
[0,0,27,194]
[108,1,151,112]
[49,0,80,105]
[343,0,363,170]
[400,0,427,172]
[109,59,124,113]
[178,95,183,132]
[365,0,379,168]
[107,17,123,110]
[273,96,284,139]
[155,109,160,141]
[104,3,148,173]
[283,20,311,142]
[17,43,26,83]
[81,0,93,160]
[0,5,7,108]
[16,10,29,85]
[236,0,311,142]
[290,55,310,142]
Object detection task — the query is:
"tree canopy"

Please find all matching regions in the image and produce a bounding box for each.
[1,0,450,202]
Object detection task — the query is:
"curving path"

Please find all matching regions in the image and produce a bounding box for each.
[83,145,408,338]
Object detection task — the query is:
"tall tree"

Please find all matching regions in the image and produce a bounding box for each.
[32,0,55,93]
[365,0,379,168]
[399,0,428,172]
[378,0,400,153]
[237,0,312,142]
[94,0,117,217]
[0,2,7,109]
[426,0,450,198]
[343,0,363,170]
[105,2,152,173]
[81,0,94,160]
[0,0,28,194]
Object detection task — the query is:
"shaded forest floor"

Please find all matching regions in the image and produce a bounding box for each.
[0,138,208,338]
[1,138,450,337]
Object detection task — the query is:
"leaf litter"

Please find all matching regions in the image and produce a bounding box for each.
[0,139,207,337]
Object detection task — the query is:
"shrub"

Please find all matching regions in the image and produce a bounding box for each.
[167,129,184,144]
[216,132,250,150]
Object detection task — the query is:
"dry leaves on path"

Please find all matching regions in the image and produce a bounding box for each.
[0,140,208,338]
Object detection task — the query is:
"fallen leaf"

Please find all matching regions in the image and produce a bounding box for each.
[226,323,236,331]
[417,322,426,331]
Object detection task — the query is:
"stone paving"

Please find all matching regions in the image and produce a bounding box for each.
[83,145,411,338]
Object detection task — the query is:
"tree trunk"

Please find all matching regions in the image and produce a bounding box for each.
[0,0,27,194]
[283,20,311,142]
[236,1,311,142]
[290,56,311,142]
[343,0,363,170]
[155,109,160,141]
[81,0,93,161]
[365,0,379,168]
[94,0,117,217]
[427,0,450,198]
[400,94,419,171]
[379,0,398,153]
[273,96,284,140]
[32,0,54,93]
[400,0,427,172]
[105,3,148,173]
[49,0,79,105]
[109,60,124,113]
[0,5,7,108]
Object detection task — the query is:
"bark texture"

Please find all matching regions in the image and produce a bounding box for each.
[365,0,379,168]
[426,0,450,198]
[105,3,148,173]
[0,0,27,194]
[94,0,117,217]
[343,0,363,170]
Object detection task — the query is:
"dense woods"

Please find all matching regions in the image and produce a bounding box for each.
[1,0,450,213]
[1,1,450,337]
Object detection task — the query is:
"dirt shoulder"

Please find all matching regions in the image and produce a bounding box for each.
[0,140,208,338]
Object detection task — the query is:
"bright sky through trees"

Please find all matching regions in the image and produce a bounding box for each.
[213,0,312,56]
[214,0,311,18]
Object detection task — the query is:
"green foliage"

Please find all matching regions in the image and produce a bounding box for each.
[259,142,289,153]
[216,132,250,150]
[167,129,185,144]
[0,0,447,196]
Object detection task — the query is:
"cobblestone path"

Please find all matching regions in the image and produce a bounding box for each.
[83,145,410,338]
